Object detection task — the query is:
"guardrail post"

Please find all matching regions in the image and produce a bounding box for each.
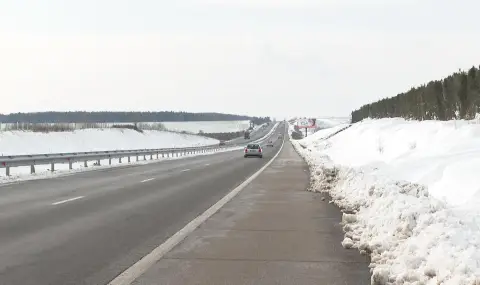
[150,154,153,160]
[97,159,101,166]
[69,160,73,170]
[136,155,139,162]
[128,156,131,163]
[84,161,88,167]
[156,153,159,159]
[109,157,112,165]
[162,153,165,158]
[176,151,179,157]
[6,166,10,176]
[143,155,146,160]
[30,165,35,174]
[119,157,122,163]
[50,162,55,172]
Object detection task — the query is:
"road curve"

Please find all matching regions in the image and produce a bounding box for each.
[0,122,285,285]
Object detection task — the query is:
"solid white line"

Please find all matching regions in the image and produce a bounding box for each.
[107,124,287,285]
[204,163,210,166]
[140,178,155,183]
[180,169,191,172]
[52,196,85,206]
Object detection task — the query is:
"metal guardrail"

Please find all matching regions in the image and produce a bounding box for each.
[0,123,280,176]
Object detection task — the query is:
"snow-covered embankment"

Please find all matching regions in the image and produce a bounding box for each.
[291,118,480,285]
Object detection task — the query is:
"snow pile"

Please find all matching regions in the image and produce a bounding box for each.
[0,128,218,156]
[292,118,480,285]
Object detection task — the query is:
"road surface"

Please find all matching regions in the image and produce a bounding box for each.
[0,123,284,285]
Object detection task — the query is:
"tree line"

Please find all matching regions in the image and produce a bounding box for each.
[351,65,480,123]
[0,111,271,124]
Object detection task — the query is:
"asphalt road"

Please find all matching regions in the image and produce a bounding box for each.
[0,122,285,285]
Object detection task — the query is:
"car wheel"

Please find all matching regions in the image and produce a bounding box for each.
[244,155,247,158]
[259,155,263,158]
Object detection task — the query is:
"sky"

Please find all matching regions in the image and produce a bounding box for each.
[1,0,480,120]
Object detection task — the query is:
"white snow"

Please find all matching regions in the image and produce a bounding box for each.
[161,120,250,133]
[315,117,350,129]
[292,118,480,285]
[0,128,218,156]
[0,128,219,181]
[0,122,279,183]
[0,120,252,133]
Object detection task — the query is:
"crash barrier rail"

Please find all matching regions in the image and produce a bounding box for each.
[0,123,281,176]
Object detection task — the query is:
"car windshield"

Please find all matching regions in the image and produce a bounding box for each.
[247,144,259,149]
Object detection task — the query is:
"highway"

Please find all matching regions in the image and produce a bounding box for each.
[0,122,285,285]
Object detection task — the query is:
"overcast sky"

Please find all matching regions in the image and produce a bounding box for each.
[1,0,479,119]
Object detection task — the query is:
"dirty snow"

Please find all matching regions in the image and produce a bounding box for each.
[292,118,480,285]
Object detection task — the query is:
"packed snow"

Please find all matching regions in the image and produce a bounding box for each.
[291,118,480,285]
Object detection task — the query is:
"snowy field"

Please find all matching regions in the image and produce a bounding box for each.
[0,129,219,181]
[0,128,218,155]
[162,120,250,133]
[0,120,251,133]
[291,118,480,285]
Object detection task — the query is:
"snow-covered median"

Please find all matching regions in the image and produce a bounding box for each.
[292,118,480,285]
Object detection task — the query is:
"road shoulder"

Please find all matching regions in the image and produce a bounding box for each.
[132,142,371,285]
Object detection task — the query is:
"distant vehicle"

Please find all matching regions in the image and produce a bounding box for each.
[219,140,226,146]
[244,131,250,139]
[266,140,274,147]
[244,143,262,158]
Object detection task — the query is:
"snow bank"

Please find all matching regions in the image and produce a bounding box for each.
[292,118,480,285]
[0,128,218,156]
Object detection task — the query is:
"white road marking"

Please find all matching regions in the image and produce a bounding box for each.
[180,169,191,172]
[107,124,287,285]
[52,196,85,206]
[204,163,210,166]
[140,178,155,183]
